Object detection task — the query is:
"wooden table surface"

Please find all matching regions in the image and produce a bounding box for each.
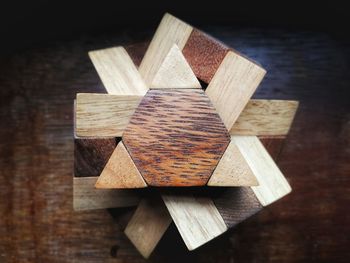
[0,27,349,262]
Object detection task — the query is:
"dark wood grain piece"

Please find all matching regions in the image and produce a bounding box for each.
[74,138,117,177]
[123,89,230,186]
[182,29,230,83]
[212,187,262,228]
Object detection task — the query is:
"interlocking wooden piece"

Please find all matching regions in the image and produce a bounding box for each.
[122,89,230,186]
[206,51,266,130]
[74,137,116,177]
[207,140,258,186]
[162,193,227,251]
[232,136,292,206]
[150,44,201,89]
[73,177,139,211]
[95,142,147,189]
[230,100,299,136]
[182,29,230,83]
[89,46,148,95]
[125,197,172,258]
[139,13,193,86]
[75,93,142,137]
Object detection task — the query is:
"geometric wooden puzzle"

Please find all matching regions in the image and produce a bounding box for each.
[73,13,299,258]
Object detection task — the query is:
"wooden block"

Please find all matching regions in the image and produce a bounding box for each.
[211,187,263,228]
[206,51,266,130]
[76,95,298,137]
[162,193,227,250]
[139,13,193,86]
[73,177,139,211]
[207,140,258,186]
[231,100,299,136]
[88,47,148,95]
[74,137,116,177]
[182,29,230,83]
[122,89,230,186]
[232,136,292,206]
[150,44,201,89]
[95,142,147,189]
[125,197,172,258]
[75,93,142,137]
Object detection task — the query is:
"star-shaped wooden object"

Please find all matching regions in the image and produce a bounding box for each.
[73,13,299,258]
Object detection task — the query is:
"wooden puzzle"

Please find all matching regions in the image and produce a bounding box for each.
[73,13,299,258]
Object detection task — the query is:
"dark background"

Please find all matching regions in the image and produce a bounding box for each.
[1,1,349,262]
[1,1,349,56]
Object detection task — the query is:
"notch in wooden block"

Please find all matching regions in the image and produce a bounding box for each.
[95,142,147,189]
[150,44,201,89]
[89,46,148,95]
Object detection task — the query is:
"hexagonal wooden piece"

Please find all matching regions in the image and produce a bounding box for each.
[122,89,230,186]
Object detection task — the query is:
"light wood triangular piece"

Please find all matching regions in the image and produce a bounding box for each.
[207,140,259,186]
[95,142,147,189]
[150,45,201,89]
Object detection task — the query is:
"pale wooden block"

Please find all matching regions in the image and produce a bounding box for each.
[88,47,148,95]
[231,99,299,136]
[95,142,147,189]
[232,136,292,206]
[139,13,193,86]
[162,195,227,250]
[73,177,139,211]
[206,51,266,130]
[75,93,142,137]
[125,198,172,258]
[207,140,258,186]
[150,44,201,89]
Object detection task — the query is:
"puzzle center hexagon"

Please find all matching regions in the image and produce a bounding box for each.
[122,89,230,186]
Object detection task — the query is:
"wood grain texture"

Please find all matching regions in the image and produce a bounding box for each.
[232,136,292,206]
[150,44,201,89]
[76,94,298,137]
[206,51,266,130]
[182,29,230,83]
[88,46,148,95]
[211,187,263,228]
[74,137,116,177]
[162,193,227,250]
[139,13,193,85]
[75,93,142,137]
[95,142,147,189]
[231,99,299,136]
[207,140,258,186]
[73,177,139,211]
[123,89,230,186]
[125,197,172,258]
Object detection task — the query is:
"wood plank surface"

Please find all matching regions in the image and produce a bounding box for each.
[122,89,230,186]
[73,177,139,211]
[75,93,142,137]
[206,51,266,130]
[162,194,227,251]
[74,137,116,177]
[207,140,258,186]
[95,142,147,189]
[150,44,201,89]
[125,197,172,258]
[231,99,299,136]
[232,136,292,206]
[139,13,193,85]
[182,29,230,83]
[88,46,148,95]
